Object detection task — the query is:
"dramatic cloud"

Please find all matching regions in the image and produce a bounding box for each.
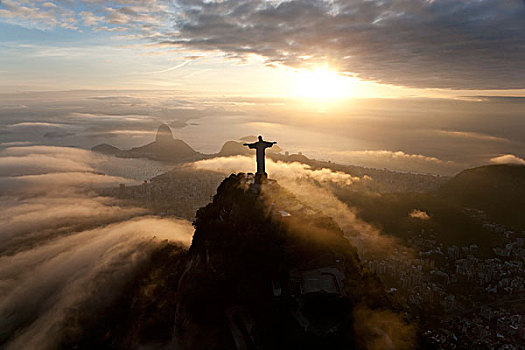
[0,145,149,181]
[1,91,524,176]
[0,217,193,349]
[0,0,78,30]
[353,306,416,350]
[2,1,523,89]
[0,144,195,348]
[490,154,525,166]
[164,0,525,89]
[276,175,409,259]
[0,154,93,176]
[0,91,228,152]
[436,130,510,144]
[348,150,446,164]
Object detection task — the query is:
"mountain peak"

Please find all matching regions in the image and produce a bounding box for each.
[155,124,174,143]
[173,173,398,348]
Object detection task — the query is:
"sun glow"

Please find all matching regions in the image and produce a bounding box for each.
[293,67,356,99]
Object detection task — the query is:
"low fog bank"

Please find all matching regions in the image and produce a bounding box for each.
[0,145,194,349]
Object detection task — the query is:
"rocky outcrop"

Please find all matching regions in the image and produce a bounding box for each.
[173,174,397,349]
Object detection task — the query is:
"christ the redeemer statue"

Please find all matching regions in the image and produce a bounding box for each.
[244,136,277,176]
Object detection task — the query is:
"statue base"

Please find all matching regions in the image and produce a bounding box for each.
[255,172,268,183]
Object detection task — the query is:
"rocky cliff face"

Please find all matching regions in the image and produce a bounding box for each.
[173,173,398,349]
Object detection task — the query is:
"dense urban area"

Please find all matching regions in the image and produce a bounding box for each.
[365,215,525,349]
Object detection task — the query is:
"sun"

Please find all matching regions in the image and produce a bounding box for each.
[293,67,355,99]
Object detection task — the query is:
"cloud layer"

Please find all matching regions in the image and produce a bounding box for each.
[0,0,170,33]
[0,145,194,348]
[165,0,525,89]
[490,154,525,166]
[1,1,524,89]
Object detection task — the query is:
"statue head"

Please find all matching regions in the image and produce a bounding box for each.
[258,135,263,141]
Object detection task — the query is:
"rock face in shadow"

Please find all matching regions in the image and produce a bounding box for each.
[173,174,400,350]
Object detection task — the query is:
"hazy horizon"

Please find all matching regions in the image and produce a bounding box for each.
[1,89,525,176]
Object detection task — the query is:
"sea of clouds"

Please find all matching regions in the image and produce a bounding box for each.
[0,145,193,349]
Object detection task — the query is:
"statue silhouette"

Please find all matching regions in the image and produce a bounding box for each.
[244,136,277,176]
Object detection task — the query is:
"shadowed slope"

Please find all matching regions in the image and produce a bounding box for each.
[440,164,525,228]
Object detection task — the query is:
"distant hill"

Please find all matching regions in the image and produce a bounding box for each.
[91,143,120,155]
[91,125,284,165]
[217,140,251,157]
[439,164,525,228]
[331,165,525,250]
[337,189,500,251]
[338,164,525,250]
[122,138,199,161]
[92,124,204,162]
